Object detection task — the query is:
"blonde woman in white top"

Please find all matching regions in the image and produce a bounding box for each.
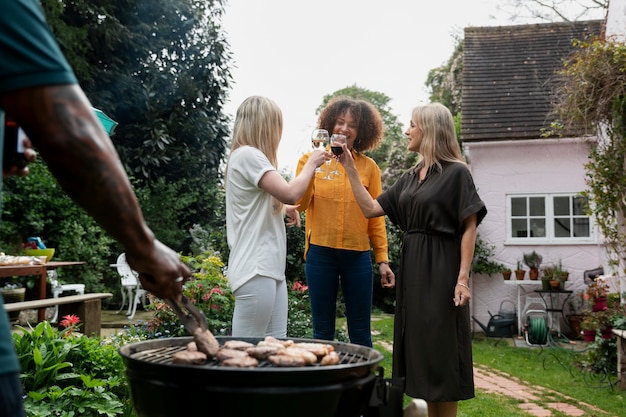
[225,96,329,337]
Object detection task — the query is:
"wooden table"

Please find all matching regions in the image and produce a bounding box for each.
[0,261,85,321]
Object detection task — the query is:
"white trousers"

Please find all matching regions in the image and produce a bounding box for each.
[231,275,288,338]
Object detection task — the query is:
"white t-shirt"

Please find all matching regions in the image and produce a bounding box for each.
[225,146,286,292]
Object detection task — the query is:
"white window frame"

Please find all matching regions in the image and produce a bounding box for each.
[506,193,596,244]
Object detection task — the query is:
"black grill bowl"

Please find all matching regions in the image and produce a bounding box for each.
[119,336,384,417]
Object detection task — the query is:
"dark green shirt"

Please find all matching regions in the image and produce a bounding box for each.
[0,0,77,376]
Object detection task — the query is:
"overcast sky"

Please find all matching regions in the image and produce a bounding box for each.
[220,0,604,174]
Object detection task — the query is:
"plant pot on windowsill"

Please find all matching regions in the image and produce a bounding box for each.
[529,268,539,280]
[549,280,561,290]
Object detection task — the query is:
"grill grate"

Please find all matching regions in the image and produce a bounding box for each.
[130,344,371,368]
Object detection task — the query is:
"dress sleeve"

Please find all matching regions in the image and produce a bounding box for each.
[377,172,408,231]
[457,165,487,227]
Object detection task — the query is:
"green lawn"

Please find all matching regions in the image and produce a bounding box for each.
[368,313,625,416]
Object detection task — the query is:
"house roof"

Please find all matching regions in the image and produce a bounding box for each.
[461,20,603,142]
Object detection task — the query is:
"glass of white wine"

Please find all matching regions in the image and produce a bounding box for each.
[311,129,330,177]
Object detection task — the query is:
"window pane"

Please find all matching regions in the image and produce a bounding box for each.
[554,217,571,237]
[529,197,545,216]
[530,219,546,237]
[512,219,528,237]
[554,196,570,216]
[511,197,527,216]
[573,218,590,237]
[573,196,588,216]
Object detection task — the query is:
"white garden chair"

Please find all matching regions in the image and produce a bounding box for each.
[110,253,148,319]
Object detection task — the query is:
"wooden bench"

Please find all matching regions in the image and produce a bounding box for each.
[4,292,112,337]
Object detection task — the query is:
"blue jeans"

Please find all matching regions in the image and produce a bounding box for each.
[305,245,373,347]
[0,372,25,417]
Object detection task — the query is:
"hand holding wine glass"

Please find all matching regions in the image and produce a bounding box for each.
[311,129,329,174]
[329,134,347,176]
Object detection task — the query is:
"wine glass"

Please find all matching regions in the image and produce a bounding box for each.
[311,129,329,174]
[329,134,346,176]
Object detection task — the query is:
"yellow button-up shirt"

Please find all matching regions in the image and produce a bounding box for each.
[296,150,389,264]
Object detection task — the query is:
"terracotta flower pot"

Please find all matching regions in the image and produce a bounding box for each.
[502,270,512,280]
[529,268,539,280]
[515,270,526,280]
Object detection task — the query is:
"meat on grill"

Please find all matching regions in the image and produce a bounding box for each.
[246,345,285,360]
[223,340,255,351]
[173,335,345,368]
[193,328,219,357]
[172,350,207,365]
[216,348,249,362]
[221,355,259,368]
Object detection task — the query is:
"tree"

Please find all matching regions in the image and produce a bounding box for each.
[425,37,464,115]
[37,0,233,254]
[498,0,608,23]
[552,39,626,270]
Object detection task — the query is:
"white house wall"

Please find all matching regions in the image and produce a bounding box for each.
[466,137,605,334]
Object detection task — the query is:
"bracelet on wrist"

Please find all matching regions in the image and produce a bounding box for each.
[456,282,470,290]
[378,261,389,266]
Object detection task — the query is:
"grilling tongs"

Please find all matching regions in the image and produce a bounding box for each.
[165,296,208,334]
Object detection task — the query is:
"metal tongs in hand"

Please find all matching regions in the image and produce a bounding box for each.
[165,295,208,334]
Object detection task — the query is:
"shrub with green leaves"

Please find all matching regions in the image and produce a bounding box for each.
[12,321,129,417]
[145,251,234,336]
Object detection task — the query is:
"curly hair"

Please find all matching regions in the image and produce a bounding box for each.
[317,96,383,152]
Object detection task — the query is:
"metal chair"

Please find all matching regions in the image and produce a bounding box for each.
[48,270,85,323]
[110,253,148,319]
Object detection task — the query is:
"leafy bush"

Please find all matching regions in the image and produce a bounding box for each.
[12,321,129,417]
[287,280,312,338]
[0,161,115,294]
[145,251,234,337]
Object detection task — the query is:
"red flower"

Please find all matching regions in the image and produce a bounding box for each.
[60,314,81,327]
[292,281,308,292]
[209,287,223,296]
[59,314,81,337]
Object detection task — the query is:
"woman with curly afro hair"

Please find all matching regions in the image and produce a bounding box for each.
[295,96,395,347]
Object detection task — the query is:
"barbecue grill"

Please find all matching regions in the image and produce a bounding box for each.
[119,336,396,417]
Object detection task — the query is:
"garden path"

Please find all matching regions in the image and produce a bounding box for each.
[473,364,614,417]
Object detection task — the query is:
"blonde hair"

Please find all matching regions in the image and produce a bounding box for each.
[229,96,283,168]
[412,102,465,170]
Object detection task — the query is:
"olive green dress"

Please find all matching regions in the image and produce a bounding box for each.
[377,161,487,401]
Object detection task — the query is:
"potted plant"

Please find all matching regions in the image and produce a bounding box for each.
[586,278,609,311]
[580,313,599,342]
[514,261,526,280]
[501,266,512,281]
[540,266,554,290]
[554,260,569,282]
[597,310,614,340]
[523,251,543,280]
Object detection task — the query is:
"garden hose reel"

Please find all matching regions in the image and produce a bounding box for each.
[525,310,549,346]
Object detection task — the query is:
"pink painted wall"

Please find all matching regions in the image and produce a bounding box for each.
[465,138,605,334]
